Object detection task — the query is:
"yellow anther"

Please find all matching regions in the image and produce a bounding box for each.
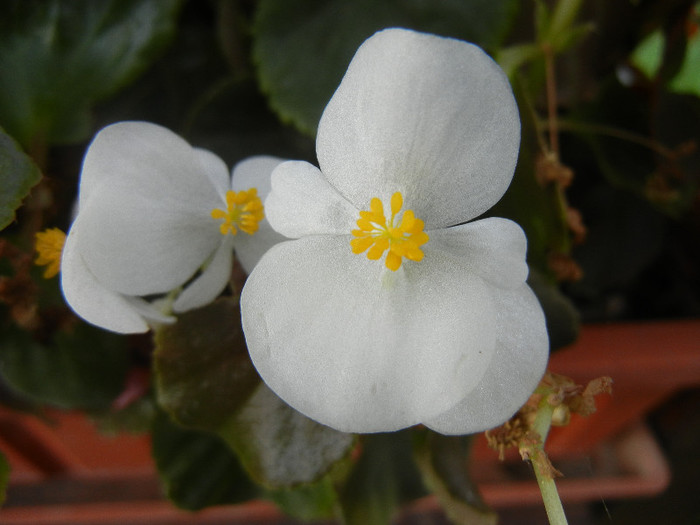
[351,192,429,271]
[211,188,264,236]
[34,227,66,278]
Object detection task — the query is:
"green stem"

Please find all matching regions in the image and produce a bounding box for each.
[550,119,678,159]
[531,400,569,525]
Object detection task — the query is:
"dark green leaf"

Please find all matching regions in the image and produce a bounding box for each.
[154,298,353,492]
[497,43,541,77]
[267,476,341,521]
[668,32,700,96]
[528,270,580,351]
[630,30,664,80]
[0,449,9,508]
[151,410,257,510]
[566,186,667,315]
[153,297,260,431]
[567,79,699,216]
[253,0,518,135]
[339,431,425,525]
[183,78,316,168]
[540,0,588,52]
[567,79,656,194]
[650,92,700,215]
[220,383,355,489]
[413,430,497,525]
[0,0,182,148]
[0,322,129,410]
[93,394,157,435]
[0,127,41,231]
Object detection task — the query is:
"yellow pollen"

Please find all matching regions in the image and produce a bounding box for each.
[34,227,66,278]
[211,188,264,236]
[350,192,429,271]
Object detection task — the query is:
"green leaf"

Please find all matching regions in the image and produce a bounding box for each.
[649,91,700,215]
[566,186,667,309]
[338,431,425,525]
[153,297,261,431]
[568,78,698,216]
[668,31,700,96]
[528,270,580,351]
[535,0,591,53]
[633,27,700,98]
[0,127,41,231]
[220,383,355,489]
[183,78,316,168]
[0,449,9,508]
[0,0,182,148]
[154,298,353,492]
[267,476,341,521]
[151,410,257,511]
[93,394,158,435]
[413,430,497,525]
[0,322,129,410]
[253,0,519,135]
[497,43,541,77]
[631,30,664,80]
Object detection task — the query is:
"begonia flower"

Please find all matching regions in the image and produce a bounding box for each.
[61,121,284,334]
[241,28,549,435]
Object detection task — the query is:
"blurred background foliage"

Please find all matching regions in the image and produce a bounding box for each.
[0,0,698,521]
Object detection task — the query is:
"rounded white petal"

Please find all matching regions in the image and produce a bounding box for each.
[231,155,286,196]
[79,122,223,216]
[233,221,287,274]
[124,296,177,327]
[172,237,234,313]
[264,161,358,238]
[77,187,220,295]
[428,218,528,289]
[316,28,520,228]
[61,218,173,334]
[424,284,549,435]
[195,148,232,200]
[75,122,226,295]
[241,236,497,433]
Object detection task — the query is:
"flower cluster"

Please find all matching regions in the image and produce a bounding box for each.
[59,121,284,333]
[54,28,548,435]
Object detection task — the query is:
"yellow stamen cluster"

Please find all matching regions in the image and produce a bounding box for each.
[351,192,429,271]
[211,188,264,236]
[34,227,66,278]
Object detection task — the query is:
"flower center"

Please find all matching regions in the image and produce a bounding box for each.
[211,189,264,236]
[34,227,66,278]
[350,192,429,271]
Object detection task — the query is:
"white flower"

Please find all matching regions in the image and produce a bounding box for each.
[61,121,284,334]
[241,29,549,435]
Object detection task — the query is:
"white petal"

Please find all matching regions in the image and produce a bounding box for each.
[425,284,549,435]
[79,122,222,217]
[195,148,231,200]
[172,237,234,313]
[264,161,358,238]
[61,218,174,334]
[230,155,286,196]
[233,221,287,275]
[316,28,520,228]
[125,296,177,327]
[428,218,528,289]
[241,236,497,433]
[77,188,220,296]
[74,122,224,295]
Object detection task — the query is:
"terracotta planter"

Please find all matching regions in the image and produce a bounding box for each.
[1,319,699,524]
